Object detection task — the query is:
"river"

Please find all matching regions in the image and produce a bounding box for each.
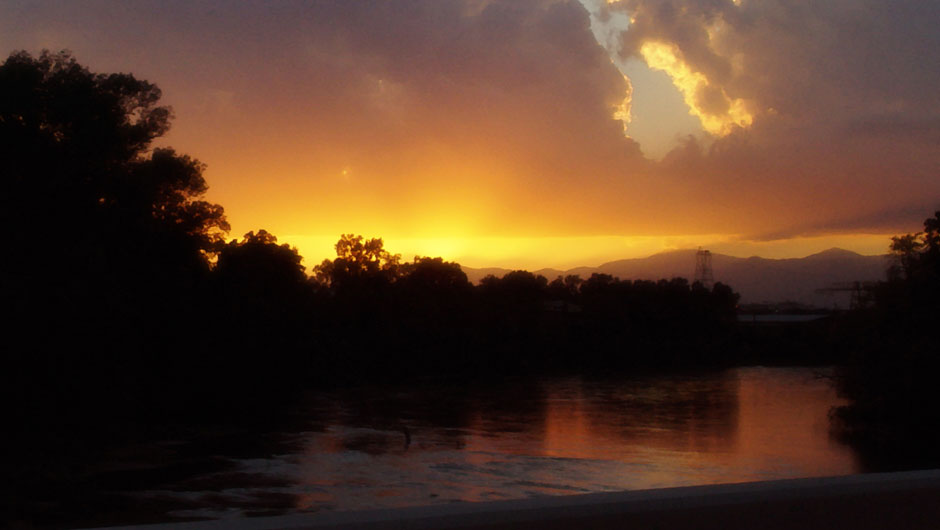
[140,366,858,522]
[18,366,863,528]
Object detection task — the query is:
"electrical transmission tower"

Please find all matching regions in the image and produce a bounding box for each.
[815,281,878,310]
[694,247,714,289]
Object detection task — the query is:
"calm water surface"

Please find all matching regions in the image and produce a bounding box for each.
[162,366,858,521]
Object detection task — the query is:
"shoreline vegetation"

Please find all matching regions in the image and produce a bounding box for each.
[829,211,940,470]
[2,51,937,527]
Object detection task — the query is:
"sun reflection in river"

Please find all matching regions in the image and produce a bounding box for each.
[290,367,858,514]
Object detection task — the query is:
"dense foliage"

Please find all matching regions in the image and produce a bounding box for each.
[831,211,940,468]
[1,51,229,421]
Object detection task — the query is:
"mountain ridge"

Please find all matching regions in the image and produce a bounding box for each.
[461,248,889,307]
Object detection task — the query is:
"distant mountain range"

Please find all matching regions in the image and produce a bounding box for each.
[462,248,891,307]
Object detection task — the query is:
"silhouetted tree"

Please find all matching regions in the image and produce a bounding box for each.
[392,257,476,373]
[209,230,318,402]
[314,233,401,289]
[479,270,548,308]
[0,51,227,273]
[213,230,310,331]
[1,50,229,419]
[888,233,925,281]
[399,256,469,292]
[310,235,406,377]
[216,230,306,292]
[548,274,582,302]
[833,210,940,468]
[396,256,473,320]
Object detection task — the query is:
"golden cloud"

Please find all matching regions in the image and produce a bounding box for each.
[639,40,752,137]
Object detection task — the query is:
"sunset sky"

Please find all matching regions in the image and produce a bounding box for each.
[2,0,937,269]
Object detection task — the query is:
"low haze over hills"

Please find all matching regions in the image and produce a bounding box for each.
[463,248,889,307]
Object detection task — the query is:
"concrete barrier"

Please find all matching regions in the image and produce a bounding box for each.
[92,470,940,530]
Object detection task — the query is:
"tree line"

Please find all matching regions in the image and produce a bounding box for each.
[1,51,743,425]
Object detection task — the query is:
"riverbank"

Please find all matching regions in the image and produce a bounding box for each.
[91,469,940,530]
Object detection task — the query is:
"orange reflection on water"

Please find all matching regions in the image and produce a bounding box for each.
[542,385,591,459]
[458,368,856,490]
[292,367,859,513]
[735,367,857,477]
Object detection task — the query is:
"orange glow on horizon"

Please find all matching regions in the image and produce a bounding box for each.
[277,232,895,272]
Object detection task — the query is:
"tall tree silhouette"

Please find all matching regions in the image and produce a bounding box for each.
[1,50,229,418]
[0,51,227,271]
